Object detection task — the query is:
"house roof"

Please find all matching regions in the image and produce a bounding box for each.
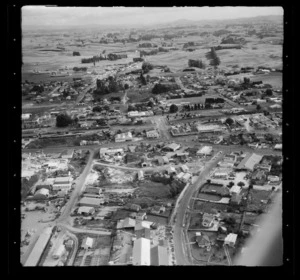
[237,153,263,170]
[135,228,151,239]
[35,188,49,196]
[132,238,151,266]
[82,237,94,248]
[117,217,136,229]
[225,233,238,244]
[196,234,210,246]
[164,143,180,151]
[79,197,104,206]
[78,206,94,213]
[24,227,53,266]
[151,246,169,266]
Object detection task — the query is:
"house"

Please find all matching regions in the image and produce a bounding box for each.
[146,130,159,138]
[151,245,169,266]
[117,217,136,229]
[196,233,211,248]
[163,143,181,152]
[52,182,72,192]
[274,144,282,150]
[35,184,52,191]
[34,188,50,200]
[181,164,189,173]
[84,187,102,195]
[181,173,192,183]
[224,233,238,247]
[115,132,133,142]
[197,146,213,156]
[124,203,141,212]
[81,237,94,250]
[77,206,95,215]
[236,153,263,171]
[136,212,147,221]
[166,166,177,175]
[78,197,104,207]
[60,149,74,159]
[230,193,243,205]
[52,244,66,259]
[99,148,124,157]
[132,238,151,266]
[229,185,241,195]
[135,228,151,239]
[137,170,144,181]
[22,113,32,120]
[202,213,215,228]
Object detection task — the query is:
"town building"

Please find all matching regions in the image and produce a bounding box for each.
[132,238,151,266]
[117,217,136,229]
[24,227,53,266]
[146,130,159,138]
[78,197,104,207]
[34,188,50,200]
[197,146,213,156]
[115,132,133,142]
[224,233,238,247]
[163,143,181,152]
[236,153,263,171]
[196,233,211,248]
[151,245,169,266]
[77,206,95,215]
[202,213,215,228]
[81,237,94,250]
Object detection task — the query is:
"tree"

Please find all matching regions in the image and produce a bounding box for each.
[210,56,221,67]
[169,104,179,113]
[56,113,73,127]
[124,83,129,90]
[225,118,234,126]
[140,73,147,85]
[256,104,262,111]
[265,88,273,96]
[142,62,154,74]
[237,181,245,187]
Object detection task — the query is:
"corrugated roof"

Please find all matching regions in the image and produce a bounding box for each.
[24,227,53,266]
[151,245,169,266]
[132,238,151,266]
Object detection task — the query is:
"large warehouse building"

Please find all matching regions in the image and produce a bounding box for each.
[132,237,151,266]
[24,227,53,266]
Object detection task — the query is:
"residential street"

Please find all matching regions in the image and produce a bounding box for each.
[172,152,225,265]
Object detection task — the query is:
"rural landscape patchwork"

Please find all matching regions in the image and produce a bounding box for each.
[21,6,283,266]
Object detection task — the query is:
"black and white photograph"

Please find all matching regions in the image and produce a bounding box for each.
[13,5,290,268]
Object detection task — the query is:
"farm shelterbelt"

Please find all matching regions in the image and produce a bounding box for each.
[21,7,283,267]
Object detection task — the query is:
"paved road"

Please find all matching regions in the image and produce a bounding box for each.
[172,152,225,265]
[57,149,95,224]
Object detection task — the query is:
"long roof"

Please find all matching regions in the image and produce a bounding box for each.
[132,238,151,266]
[151,245,169,266]
[79,197,103,206]
[236,153,262,170]
[24,227,53,266]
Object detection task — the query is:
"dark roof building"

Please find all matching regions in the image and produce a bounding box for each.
[151,245,169,266]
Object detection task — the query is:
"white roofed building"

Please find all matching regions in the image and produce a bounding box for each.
[132,238,151,266]
[224,233,238,247]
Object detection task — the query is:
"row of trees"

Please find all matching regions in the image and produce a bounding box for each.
[188,59,206,69]
[209,47,221,67]
[56,113,78,127]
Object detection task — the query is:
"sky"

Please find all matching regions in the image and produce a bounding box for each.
[22,6,283,28]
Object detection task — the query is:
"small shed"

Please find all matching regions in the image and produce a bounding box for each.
[81,237,94,250]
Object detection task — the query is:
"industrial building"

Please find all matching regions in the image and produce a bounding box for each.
[78,197,104,207]
[24,227,53,266]
[132,238,151,266]
[151,245,169,266]
[236,153,263,171]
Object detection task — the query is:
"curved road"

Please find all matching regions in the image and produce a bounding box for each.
[171,152,225,265]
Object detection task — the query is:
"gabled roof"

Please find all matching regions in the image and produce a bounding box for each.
[151,245,169,266]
